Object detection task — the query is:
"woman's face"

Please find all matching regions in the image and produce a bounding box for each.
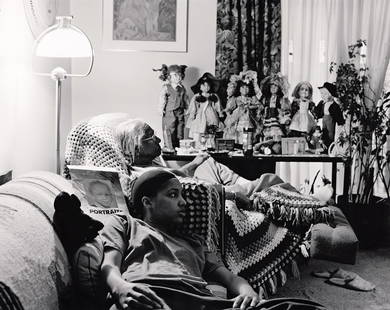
[135,125,161,164]
[240,85,249,96]
[149,178,186,228]
[298,84,310,99]
[270,83,279,94]
[200,82,210,94]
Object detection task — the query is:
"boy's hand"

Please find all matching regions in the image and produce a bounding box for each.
[231,289,260,309]
[114,282,171,309]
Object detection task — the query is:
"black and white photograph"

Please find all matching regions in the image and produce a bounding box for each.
[1,0,390,309]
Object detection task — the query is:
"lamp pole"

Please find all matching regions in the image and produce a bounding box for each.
[51,67,67,174]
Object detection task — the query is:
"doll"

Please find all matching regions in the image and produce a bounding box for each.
[224,70,262,144]
[289,81,317,136]
[259,74,291,140]
[186,73,224,147]
[308,126,326,154]
[155,64,189,151]
[313,82,345,148]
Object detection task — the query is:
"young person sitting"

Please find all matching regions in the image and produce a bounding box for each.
[100,169,260,310]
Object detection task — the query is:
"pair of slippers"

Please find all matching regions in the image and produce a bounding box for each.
[311,268,375,291]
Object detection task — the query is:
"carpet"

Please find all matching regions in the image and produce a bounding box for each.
[274,246,390,310]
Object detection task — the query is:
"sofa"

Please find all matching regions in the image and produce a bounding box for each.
[0,170,359,310]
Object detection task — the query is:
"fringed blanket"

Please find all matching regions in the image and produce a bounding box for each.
[252,183,334,228]
[224,201,303,296]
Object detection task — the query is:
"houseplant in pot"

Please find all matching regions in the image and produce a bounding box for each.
[330,40,390,247]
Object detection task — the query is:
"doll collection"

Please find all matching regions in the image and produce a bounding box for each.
[154,65,345,155]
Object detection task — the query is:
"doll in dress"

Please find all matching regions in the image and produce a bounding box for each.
[155,64,189,151]
[224,70,262,144]
[289,81,317,136]
[313,82,345,148]
[186,73,224,147]
[259,74,291,140]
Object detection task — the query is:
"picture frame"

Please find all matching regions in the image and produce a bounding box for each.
[102,0,188,52]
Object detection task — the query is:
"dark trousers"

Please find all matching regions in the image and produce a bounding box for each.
[162,109,185,150]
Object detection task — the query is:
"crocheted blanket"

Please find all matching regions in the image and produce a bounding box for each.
[224,201,302,295]
[252,183,334,228]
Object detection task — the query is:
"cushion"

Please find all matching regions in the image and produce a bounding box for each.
[252,183,334,228]
[72,235,106,302]
[310,206,359,264]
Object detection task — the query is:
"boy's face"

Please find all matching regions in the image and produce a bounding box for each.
[169,71,182,84]
[91,183,112,208]
[148,178,186,229]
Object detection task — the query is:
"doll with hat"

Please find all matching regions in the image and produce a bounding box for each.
[289,81,317,136]
[259,73,291,140]
[223,70,263,144]
[186,72,224,147]
[154,64,189,151]
[313,82,345,148]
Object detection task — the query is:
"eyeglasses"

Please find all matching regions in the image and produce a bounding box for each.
[142,134,157,142]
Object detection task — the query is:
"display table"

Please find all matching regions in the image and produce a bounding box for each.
[162,153,350,198]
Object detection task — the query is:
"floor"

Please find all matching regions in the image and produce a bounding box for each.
[275,246,390,310]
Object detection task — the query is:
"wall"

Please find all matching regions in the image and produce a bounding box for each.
[0,0,71,176]
[70,0,217,139]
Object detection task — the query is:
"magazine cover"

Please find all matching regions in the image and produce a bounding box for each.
[67,165,127,213]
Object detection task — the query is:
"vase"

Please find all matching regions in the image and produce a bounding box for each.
[338,195,390,249]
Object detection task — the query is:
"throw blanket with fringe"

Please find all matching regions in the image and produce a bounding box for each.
[224,201,303,296]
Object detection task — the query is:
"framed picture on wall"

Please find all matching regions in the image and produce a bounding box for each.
[102,0,188,52]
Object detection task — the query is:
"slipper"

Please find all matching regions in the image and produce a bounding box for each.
[311,268,339,279]
[311,268,375,291]
[326,274,375,292]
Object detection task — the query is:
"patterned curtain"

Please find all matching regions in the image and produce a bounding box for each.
[215,0,281,82]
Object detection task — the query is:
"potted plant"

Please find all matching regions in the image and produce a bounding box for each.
[330,40,390,247]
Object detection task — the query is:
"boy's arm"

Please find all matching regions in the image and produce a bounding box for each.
[101,248,170,310]
[207,266,260,309]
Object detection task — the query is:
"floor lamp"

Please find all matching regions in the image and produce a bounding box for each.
[33,16,94,174]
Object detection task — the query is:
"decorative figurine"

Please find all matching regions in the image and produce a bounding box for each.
[259,73,291,140]
[155,64,189,151]
[314,82,345,148]
[223,70,262,144]
[289,81,317,136]
[308,125,326,154]
[186,73,224,148]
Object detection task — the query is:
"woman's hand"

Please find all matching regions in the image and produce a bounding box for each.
[227,191,253,210]
[113,282,171,310]
[231,287,260,309]
[191,152,210,167]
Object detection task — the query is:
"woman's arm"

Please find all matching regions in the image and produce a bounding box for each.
[207,266,260,309]
[178,153,210,176]
[101,248,169,310]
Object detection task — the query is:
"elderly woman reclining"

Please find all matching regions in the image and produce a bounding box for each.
[114,118,283,209]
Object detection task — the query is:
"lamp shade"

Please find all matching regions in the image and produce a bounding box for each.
[34,16,93,58]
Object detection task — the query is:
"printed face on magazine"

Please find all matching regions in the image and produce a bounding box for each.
[89,181,113,208]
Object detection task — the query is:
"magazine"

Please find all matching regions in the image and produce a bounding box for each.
[67,165,127,215]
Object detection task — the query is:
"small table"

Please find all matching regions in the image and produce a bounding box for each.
[162,153,350,198]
